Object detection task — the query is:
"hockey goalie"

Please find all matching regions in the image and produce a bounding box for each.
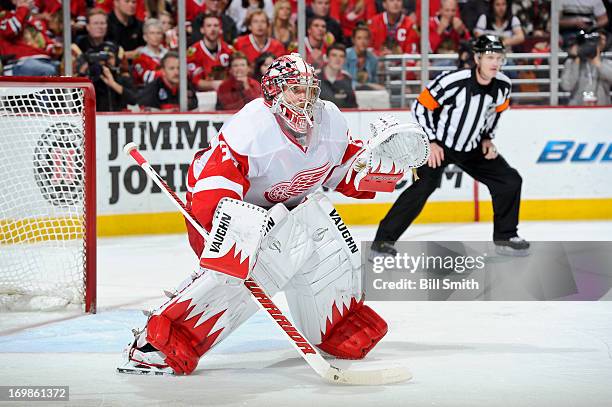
[118,53,429,375]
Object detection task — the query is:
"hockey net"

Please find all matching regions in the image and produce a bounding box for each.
[0,78,96,312]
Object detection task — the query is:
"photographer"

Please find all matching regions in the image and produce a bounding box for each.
[561,30,612,106]
[74,8,110,55]
[76,41,136,111]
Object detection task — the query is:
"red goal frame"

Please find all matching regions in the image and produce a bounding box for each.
[0,77,97,313]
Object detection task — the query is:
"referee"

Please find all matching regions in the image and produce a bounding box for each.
[372,35,529,256]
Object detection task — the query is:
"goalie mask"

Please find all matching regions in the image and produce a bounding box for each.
[261,53,321,134]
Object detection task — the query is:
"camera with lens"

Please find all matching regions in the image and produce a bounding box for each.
[78,41,120,82]
[576,30,600,60]
[83,50,111,81]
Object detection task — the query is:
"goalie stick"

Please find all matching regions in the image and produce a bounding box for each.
[123,142,411,386]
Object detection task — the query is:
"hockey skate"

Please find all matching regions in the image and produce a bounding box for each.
[494,236,530,257]
[116,329,175,376]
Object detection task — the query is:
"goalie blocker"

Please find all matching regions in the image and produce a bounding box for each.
[120,193,387,375]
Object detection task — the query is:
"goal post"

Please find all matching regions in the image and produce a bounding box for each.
[0,77,96,313]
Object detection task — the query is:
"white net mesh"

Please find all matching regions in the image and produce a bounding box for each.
[0,86,89,311]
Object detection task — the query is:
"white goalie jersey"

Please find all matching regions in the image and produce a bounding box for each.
[185,98,373,256]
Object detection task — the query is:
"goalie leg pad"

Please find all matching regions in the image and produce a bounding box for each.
[145,269,258,375]
[317,302,388,359]
[250,203,314,295]
[146,313,200,374]
[282,193,387,358]
[200,198,269,280]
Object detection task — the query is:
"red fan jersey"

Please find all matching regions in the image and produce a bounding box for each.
[132,46,168,85]
[187,0,207,21]
[0,6,54,60]
[93,0,114,14]
[233,34,287,63]
[93,0,145,20]
[304,37,327,70]
[329,0,377,40]
[368,12,420,55]
[187,39,233,85]
[429,15,470,53]
[34,0,87,26]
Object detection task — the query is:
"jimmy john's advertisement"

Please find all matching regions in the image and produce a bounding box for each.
[97,114,229,215]
[96,110,473,217]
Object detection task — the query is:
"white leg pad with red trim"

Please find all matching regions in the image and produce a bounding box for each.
[250,203,314,294]
[122,199,316,376]
[283,193,388,359]
[144,269,258,375]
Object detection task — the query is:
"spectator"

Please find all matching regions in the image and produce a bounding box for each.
[94,0,117,14]
[192,0,239,45]
[132,18,167,86]
[158,10,177,48]
[76,41,135,111]
[187,0,208,21]
[330,0,377,45]
[136,51,199,111]
[44,8,64,46]
[561,30,612,105]
[560,0,608,46]
[456,38,475,69]
[159,10,173,33]
[458,0,488,32]
[253,51,276,82]
[375,0,414,14]
[307,0,343,45]
[598,28,609,51]
[512,0,550,37]
[233,10,286,63]
[33,0,87,33]
[75,9,112,55]
[414,0,442,25]
[369,0,420,55]
[344,26,384,89]
[319,43,358,108]
[188,14,234,91]
[140,0,166,20]
[474,0,525,51]
[227,0,274,34]
[0,0,59,76]
[107,0,145,60]
[429,0,470,69]
[270,0,296,50]
[216,51,262,110]
[305,16,328,69]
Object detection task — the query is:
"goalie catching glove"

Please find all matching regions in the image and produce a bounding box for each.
[348,114,429,192]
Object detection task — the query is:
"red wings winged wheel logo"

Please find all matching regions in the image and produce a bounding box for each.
[264,162,331,203]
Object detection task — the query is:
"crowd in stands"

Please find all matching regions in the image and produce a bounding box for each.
[1,0,611,110]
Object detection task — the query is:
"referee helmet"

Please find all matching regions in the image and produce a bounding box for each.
[473,35,505,54]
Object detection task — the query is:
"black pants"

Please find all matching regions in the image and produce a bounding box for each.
[374,145,523,242]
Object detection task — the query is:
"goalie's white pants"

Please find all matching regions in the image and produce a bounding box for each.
[135,193,365,374]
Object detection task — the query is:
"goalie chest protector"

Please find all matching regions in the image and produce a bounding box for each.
[210,98,352,208]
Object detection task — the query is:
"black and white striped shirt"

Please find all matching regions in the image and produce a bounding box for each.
[412,68,511,152]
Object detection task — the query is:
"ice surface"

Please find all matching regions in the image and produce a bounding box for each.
[1,221,611,406]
